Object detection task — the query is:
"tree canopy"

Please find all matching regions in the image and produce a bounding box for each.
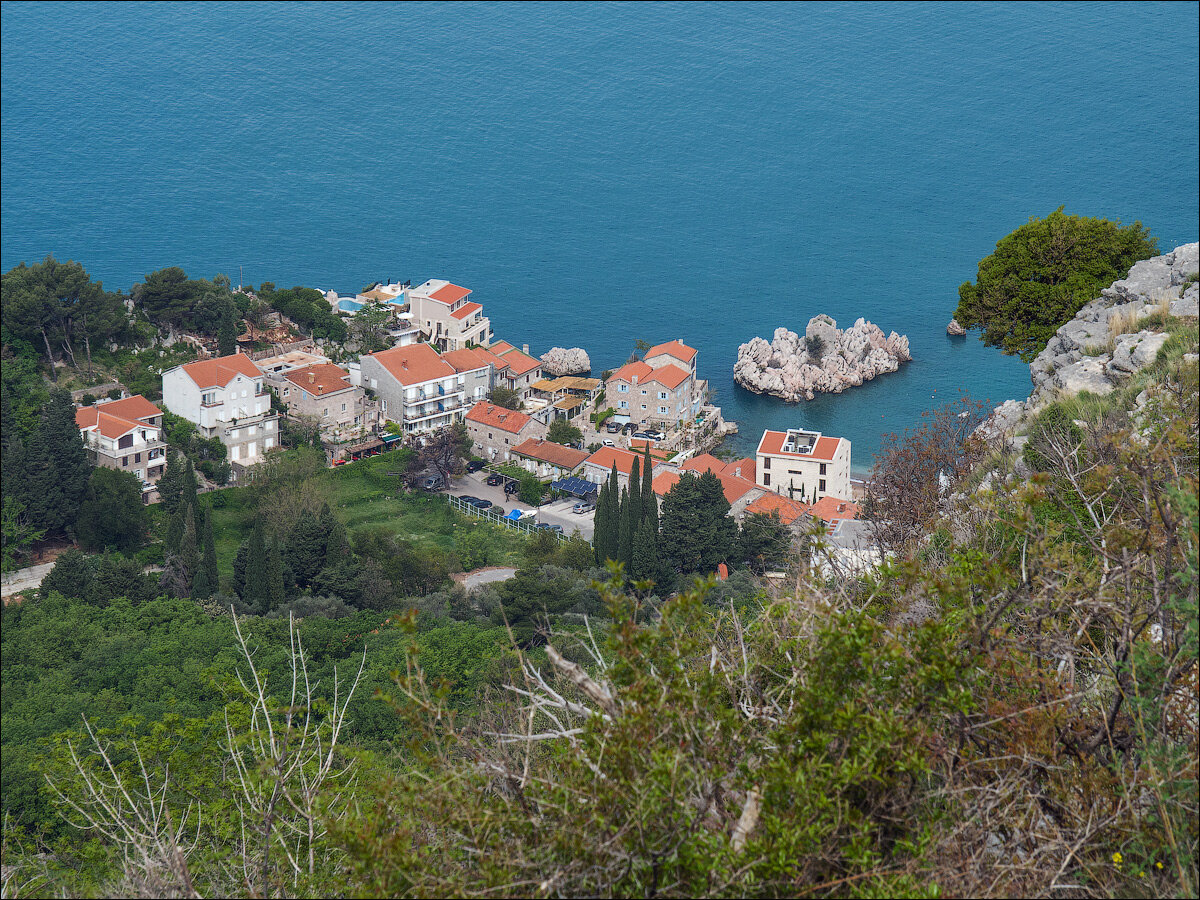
[954,208,1157,360]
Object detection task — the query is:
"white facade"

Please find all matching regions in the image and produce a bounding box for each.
[755,429,851,503]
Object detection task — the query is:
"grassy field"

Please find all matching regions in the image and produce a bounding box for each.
[164,448,530,580]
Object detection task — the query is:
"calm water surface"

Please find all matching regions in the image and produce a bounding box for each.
[3,2,1197,469]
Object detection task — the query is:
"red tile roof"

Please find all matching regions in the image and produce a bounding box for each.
[369,343,455,386]
[722,457,756,482]
[441,347,493,373]
[680,453,726,475]
[429,283,471,305]
[606,360,654,385]
[650,469,760,506]
[584,446,666,478]
[76,407,154,440]
[465,401,534,434]
[92,394,162,422]
[644,340,697,364]
[807,496,861,525]
[743,493,810,525]
[496,346,541,377]
[283,363,353,396]
[511,438,589,470]
[181,353,262,388]
[757,430,846,462]
[606,359,690,390]
[647,363,690,390]
[449,301,482,321]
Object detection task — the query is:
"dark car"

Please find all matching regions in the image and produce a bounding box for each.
[458,495,481,505]
[605,421,622,433]
[421,474,444,491]
[504,480,521,495]
[622,422,636,434]
[486,473,504,486]
[632,431,654,440]
[466,459,485,472]
[466,497,492,510]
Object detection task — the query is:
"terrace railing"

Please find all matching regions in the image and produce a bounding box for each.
[445,495,582,544]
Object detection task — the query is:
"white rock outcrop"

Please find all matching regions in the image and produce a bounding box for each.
[733,315,912,402]
[539,346,591,376]
[946,319,967,336]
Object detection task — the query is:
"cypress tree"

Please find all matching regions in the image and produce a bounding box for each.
[164,501,186,555]
[593,478,612,565]
[44,389,90,522]
[266,540,286,610]
[605,464,621,562]
[158,451,184,515]
[243,524,271,614]
[179,503,199,585]
[217,306,238,356]
[628,456,642,534]
[182,457,199,512]
[324,518,351,569]
[631,516,660,584]
[617,486,634,571]
[287,509,326,589]
[641,446,655,525]
[190,556,214,601]
[200,506,219,595]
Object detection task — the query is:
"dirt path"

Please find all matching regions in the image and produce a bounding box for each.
[1,562,55,600]
[453,567,518,591]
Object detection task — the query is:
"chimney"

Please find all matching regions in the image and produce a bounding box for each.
[308,372,316,384]
[522,343,529,355]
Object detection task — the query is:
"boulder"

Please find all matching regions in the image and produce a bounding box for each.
[946,318,966,336]
[1106,331,1169,377]
[1054,357,1114,397]
[539,346,591,376]
[734,315,911,402]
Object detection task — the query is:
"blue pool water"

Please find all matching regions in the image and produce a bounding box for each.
[3,2,1197,470]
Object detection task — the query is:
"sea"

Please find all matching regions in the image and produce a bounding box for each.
[3,2,1197,472]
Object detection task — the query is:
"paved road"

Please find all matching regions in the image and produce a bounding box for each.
[1,561,55,599]
[448,472,595,540]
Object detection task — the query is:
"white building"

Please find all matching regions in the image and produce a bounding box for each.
[359,343,467,434]
[755,428,851,504]
[408,279,491,351]
[161,353,279,472]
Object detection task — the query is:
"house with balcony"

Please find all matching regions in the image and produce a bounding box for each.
[408,279,491,351]
[464,401,546,462]
[755,428,851,504]
[161,353,279,475]
[603,339,704,430]
[441,347,496,403]
[75,395,169,503]
[263,362,379,452]
[487,340,543,398]
[360,343,467,434]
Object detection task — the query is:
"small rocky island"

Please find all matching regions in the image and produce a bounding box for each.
[734,314,912,401]
[539,346,591,376]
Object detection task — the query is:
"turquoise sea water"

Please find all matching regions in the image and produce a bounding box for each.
[3,2,1197,470]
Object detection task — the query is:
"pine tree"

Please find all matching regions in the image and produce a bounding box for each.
[20,423,68,535]
[200,506,219,595]
[43,389,90,523]
[266,540,286,610]
[617,486,634,572]
[287,509,326,590]
[243,524,271,614]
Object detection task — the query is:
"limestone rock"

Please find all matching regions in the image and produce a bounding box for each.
[1055,357,1114,397]
[1106,331,1169,377]
[946,318,966,336]
[539,346,591,376]
[734,315,911,402]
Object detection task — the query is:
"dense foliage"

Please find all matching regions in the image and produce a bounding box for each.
[954,208,1157,360]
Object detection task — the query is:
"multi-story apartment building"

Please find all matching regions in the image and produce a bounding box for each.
[263,362,379,446]
[360,343,467,434]
[75,395,169,503]
[441,347,496,403]
[464,401,546,461]
[408,279,491,351]
[755,428,851,504]
[161,353,279,474]
[487,341,543,398]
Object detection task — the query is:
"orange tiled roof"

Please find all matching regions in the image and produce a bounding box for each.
[743,492,810,525]
[681,453,726,475]
[722,457,756,481]
[807,496,861,525]
[647,363,690,390]
[76,407,152,440]
[496,346,541,377]
[181,353,261,388]
[283,363,353,396]
[449,301,482,321]
[584,446,667,478]
[369,343,455,386]
[430,283,471,304]
[644,340,697,364]
[511,438,589,470]
[441,347,493,373]
[92,394,162,423]
[606,360,653,385]
[606,359,690,390]
[757,430,845,462]
[651,469,759,506]
[465,401,534,434]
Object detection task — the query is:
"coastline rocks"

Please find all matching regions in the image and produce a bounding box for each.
[733,316,911,402]
[946,318,966,336]
[539,346,591,376]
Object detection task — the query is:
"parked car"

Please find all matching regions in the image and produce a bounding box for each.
[466,497,492,510]
[602,439,615,447]
[632,431,654,440]
[486,473,503,486]
[421,474,444,491]
[571,501,594,514]
[466,459,485,472]
[605,421,622,433]
[646,429,666,441]
[504,480,521,495]
[458,495,482,505]
[622,422,635,434]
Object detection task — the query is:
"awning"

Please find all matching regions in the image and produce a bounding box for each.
[380,433,403,444]
[347,437,384,453]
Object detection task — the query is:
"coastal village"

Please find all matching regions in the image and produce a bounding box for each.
[68,275,866,562]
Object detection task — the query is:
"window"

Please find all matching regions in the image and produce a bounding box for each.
[283,387,289,397]
[323,408,329,417]
[341,403,347,412]
[658,406,668,414]
[819,463,827,475]
[118,434,133,449]
[658,391,668,400]
[763,458,770,469]
[763,473,771,486]
[202,391,217,405]
[122,456,129,467]
[819,479,826,492]
[618,400,628,410]
[618,384,629,393]
[134,453,141,463]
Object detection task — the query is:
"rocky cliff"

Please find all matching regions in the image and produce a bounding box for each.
[733,315,911,402]
[539,346,591,376]
[979,242,1199,442]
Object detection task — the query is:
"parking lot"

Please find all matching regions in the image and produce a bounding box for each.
[448,471,596,541]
